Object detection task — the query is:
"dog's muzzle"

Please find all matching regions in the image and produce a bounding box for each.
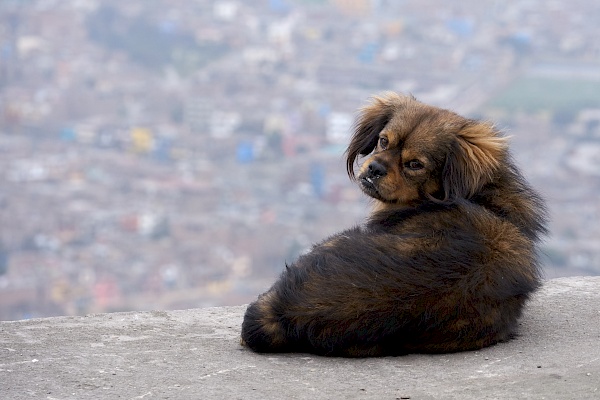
[366,160,387,179]
[360,160,387,194]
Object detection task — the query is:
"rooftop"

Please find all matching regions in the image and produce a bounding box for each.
[2,276,599,399]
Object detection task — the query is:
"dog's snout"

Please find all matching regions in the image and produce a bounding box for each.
[367,161,387,179]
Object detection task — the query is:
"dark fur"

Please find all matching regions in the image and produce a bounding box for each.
[241,93,547,357]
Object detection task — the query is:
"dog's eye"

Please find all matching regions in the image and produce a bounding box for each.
[379,137,389,150]
[405,160,424,170]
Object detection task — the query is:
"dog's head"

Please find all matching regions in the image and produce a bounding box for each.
[346,92,508,209]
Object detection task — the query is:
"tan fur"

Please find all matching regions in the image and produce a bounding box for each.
[454,123,509,197]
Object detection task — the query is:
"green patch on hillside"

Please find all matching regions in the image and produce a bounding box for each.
[486,78,600,120]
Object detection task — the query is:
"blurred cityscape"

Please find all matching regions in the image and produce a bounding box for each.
[1,0,599,320]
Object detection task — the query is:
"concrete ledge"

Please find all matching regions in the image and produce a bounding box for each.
[1,277,599,399]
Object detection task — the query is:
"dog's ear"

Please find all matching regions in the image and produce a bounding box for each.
[346,93,403,179]
[441,121,508,201]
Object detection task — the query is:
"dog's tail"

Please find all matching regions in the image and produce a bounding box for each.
[241,291,290,353]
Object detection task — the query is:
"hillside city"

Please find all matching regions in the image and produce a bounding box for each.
[1,0,599,320]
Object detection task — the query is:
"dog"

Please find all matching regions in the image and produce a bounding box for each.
[241,93,547,357]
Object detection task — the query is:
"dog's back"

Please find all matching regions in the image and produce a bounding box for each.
[242,200,541,356]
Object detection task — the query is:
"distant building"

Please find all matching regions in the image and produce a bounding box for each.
[326,112,353,144]
[333,0,372,16]
[184,98,212,134]
[210,111,241,139]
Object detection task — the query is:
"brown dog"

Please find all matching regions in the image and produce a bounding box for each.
[241,93,547,357]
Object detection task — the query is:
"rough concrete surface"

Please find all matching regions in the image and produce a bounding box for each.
[1,276,599,400]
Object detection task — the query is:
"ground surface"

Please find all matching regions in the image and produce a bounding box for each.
[1,276,599,399]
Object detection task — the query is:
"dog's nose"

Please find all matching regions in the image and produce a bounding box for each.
[367,161,387,179]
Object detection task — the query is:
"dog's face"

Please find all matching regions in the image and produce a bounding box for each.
[346,93,508,209]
